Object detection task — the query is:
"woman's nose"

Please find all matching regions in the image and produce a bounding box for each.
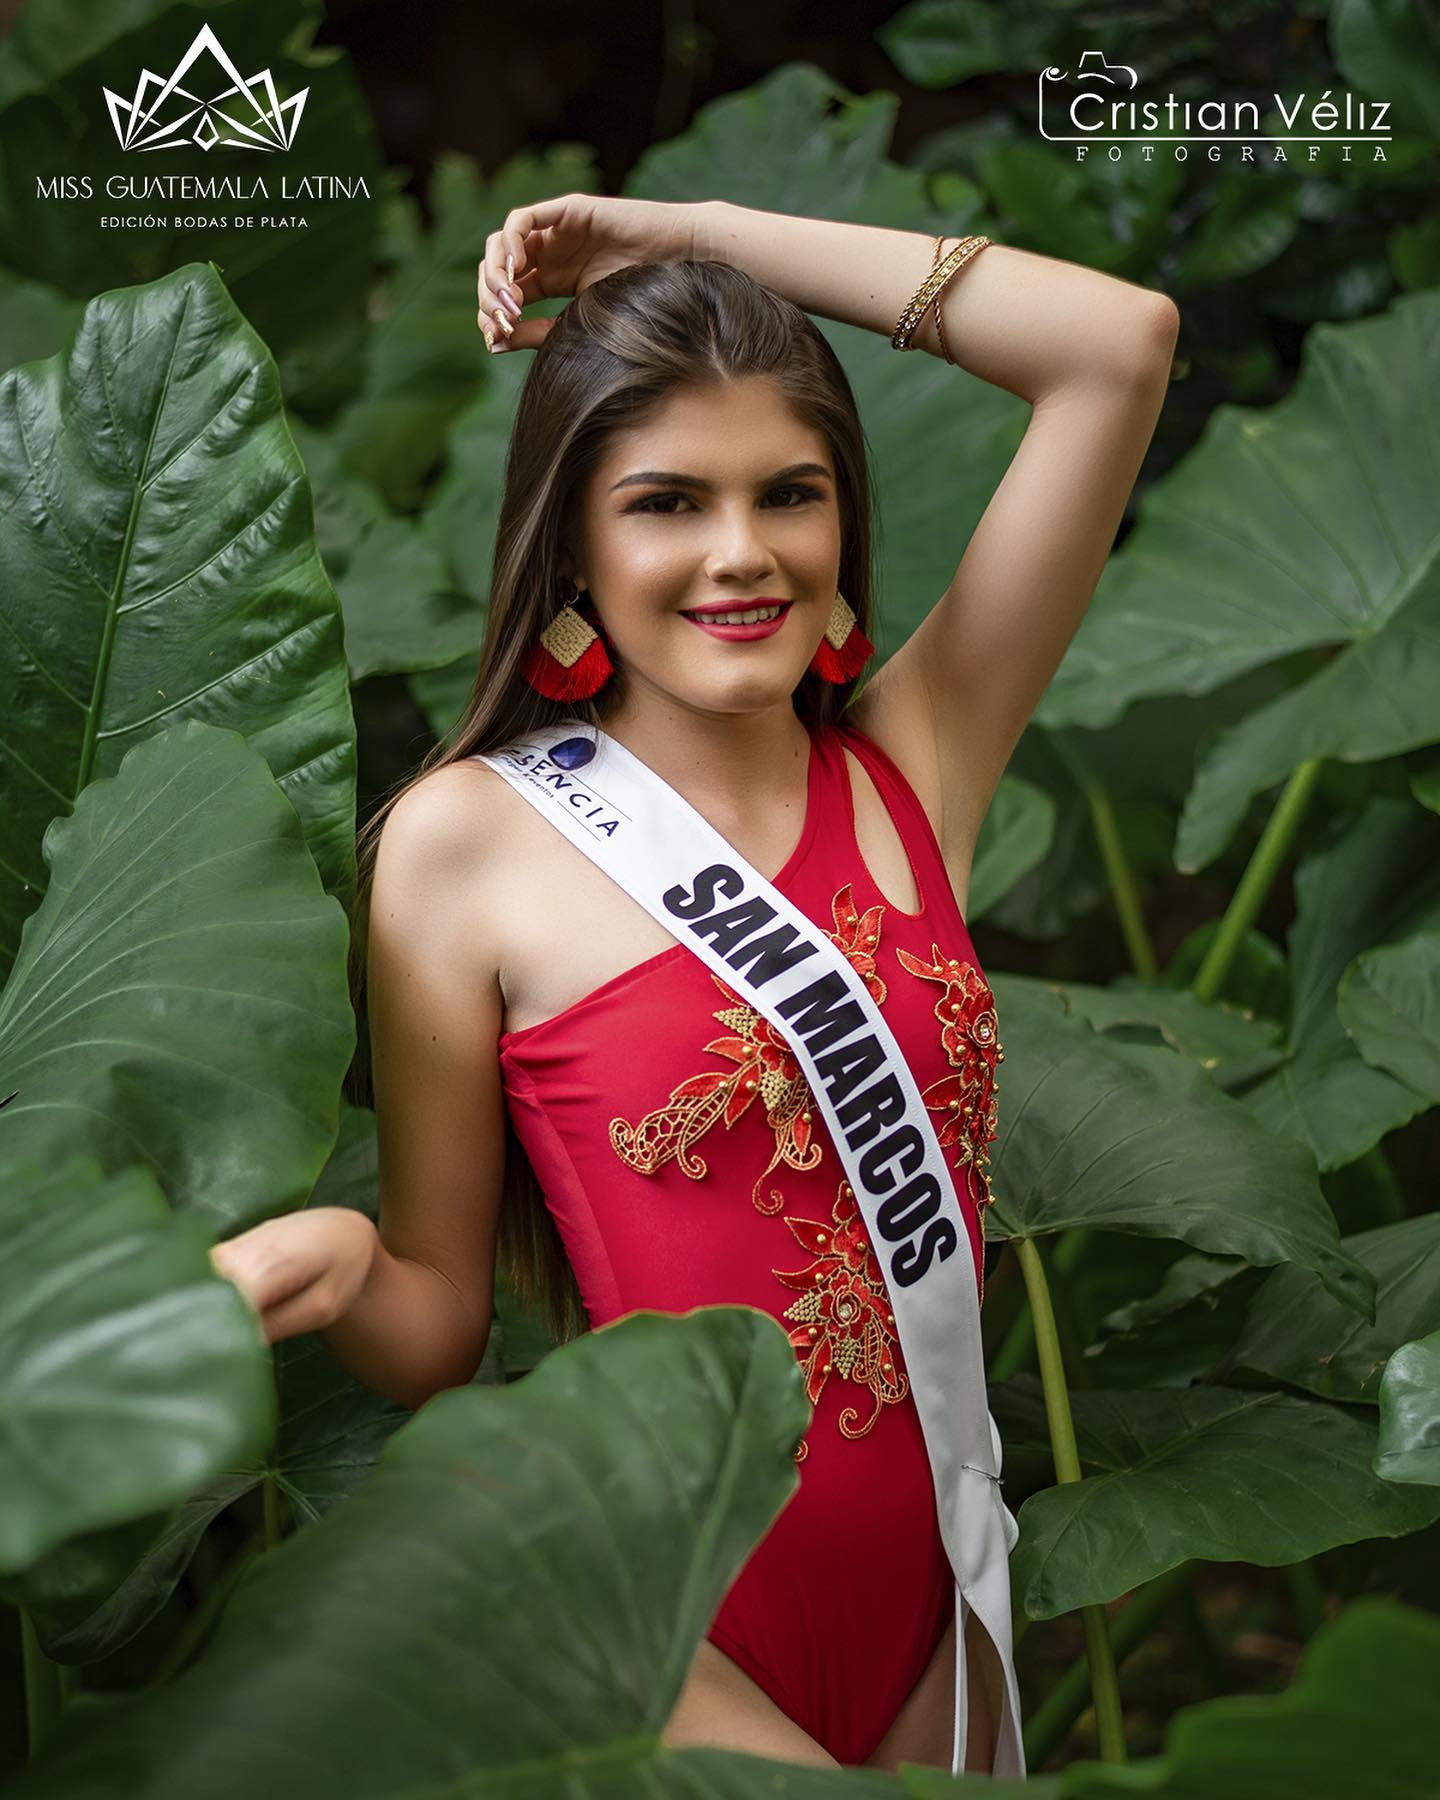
[706,515,775,577]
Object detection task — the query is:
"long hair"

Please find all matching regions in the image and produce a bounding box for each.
[347,254,880,1349]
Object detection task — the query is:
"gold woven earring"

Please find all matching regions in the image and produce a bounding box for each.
[521,586,616,699]
[807,590,875,683]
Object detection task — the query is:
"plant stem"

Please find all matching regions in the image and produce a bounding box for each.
[1013,1235,1128,1763]
[992,1231,1087,1382]
[1086,778,1158,978]
[1024,1562,1193,1766]
[1191,759,1324,1001]
[20,1607,75,1760]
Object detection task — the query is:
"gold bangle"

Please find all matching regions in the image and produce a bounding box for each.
[933,236,956,366]
[892,234,991,354]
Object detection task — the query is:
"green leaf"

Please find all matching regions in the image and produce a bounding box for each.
[1224,1213,1440,1403]
[1337,927,1440,1101]
[289,418,483,680]
[994,1377,1440,1617]
[1036,290,1440,871]
[1241,796,1440,1169]
[631,64,917,225]
[8,1105,416,1664]
[1176,560,1440,872]
[0,261,356,982]
[328,145,599,508]
[1026,973,1282,1073]
[0,266,81,372]
[1170,174,1300,287]
[966,772,1055,920]
[0,719,354,1224]
[1085,1251,1263,1390]
[972,140,1174,272]
[420,352,527,607]
[7,1308,841,1800]
[1332,0,1440,135]
[0,1154,273,1574]
[987,979,1374,1318]
[1375,1329,1440,1484]
[877,0,1062,87]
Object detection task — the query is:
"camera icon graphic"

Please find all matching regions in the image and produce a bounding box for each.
[1038,50,1140,139]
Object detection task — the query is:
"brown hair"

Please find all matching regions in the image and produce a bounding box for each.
[347,254,880,1349]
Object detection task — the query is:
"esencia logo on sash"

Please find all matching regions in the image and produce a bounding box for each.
[662,862,961,1292]
[495,740,625,840]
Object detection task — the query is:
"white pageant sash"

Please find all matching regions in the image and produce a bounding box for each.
[473,720,1024,1778]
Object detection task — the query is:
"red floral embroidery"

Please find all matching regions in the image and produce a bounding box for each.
[608,883,888,1212]
[771,1179,909,1440]
[893,944,1002,1305]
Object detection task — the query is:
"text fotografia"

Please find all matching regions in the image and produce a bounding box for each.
[35,174,370,201]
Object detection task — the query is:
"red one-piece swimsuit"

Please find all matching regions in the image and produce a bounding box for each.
[494,718,1003,1767]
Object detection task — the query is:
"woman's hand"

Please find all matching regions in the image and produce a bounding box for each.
[209,1207,378,1346]
[476,193,704,355]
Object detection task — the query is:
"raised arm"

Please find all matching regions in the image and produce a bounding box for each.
[693,202,1178,875]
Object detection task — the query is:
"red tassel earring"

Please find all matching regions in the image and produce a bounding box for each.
[807,590,874,684]
[521,587,616,700]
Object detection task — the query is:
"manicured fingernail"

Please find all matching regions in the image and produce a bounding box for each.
[506,251,515,286]
[499,289,521,318]
[494,307,514,337]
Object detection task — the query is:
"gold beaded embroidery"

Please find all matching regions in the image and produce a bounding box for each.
[771,1179,909,1439]
[893,943,1003,1307]
[608,883,889,1212]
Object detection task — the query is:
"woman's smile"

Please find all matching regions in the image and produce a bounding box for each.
[679,599,793,639]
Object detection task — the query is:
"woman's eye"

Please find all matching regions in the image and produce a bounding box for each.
[628,484,823,515]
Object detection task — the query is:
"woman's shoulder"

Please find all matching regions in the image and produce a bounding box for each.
[375,756,541,914]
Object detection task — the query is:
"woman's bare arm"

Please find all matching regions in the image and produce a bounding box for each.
[320,768,508,1411]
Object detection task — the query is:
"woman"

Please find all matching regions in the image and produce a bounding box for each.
[211,193,1178,1773]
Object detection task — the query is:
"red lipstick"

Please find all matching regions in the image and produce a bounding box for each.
[680,598,792,642]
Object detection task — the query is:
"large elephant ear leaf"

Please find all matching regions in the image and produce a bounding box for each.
[0,719,354,1225]
[988,979,1374,1319]
[1221,1213,1440,1405]
[0,1154,273,1576]
[1036,288,1440,871]
[5,1308,842,1800]
[994,1377,1440,1619]
[1243,796,1440,1170]
[0,260,355,986]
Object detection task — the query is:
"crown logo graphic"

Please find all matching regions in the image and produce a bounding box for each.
[103,23,308,153]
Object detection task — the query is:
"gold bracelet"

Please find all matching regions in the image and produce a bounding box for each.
[933,235,956,366]
[892,234,991,355]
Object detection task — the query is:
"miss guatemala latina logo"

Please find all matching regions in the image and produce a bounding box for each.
[103,23,309,153]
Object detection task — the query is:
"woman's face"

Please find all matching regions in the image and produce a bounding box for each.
[571,376,844,719]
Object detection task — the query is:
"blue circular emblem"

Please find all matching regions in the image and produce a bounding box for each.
[551,735,596,771]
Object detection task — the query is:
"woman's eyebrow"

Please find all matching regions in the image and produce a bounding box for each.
[608,461,833,492]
